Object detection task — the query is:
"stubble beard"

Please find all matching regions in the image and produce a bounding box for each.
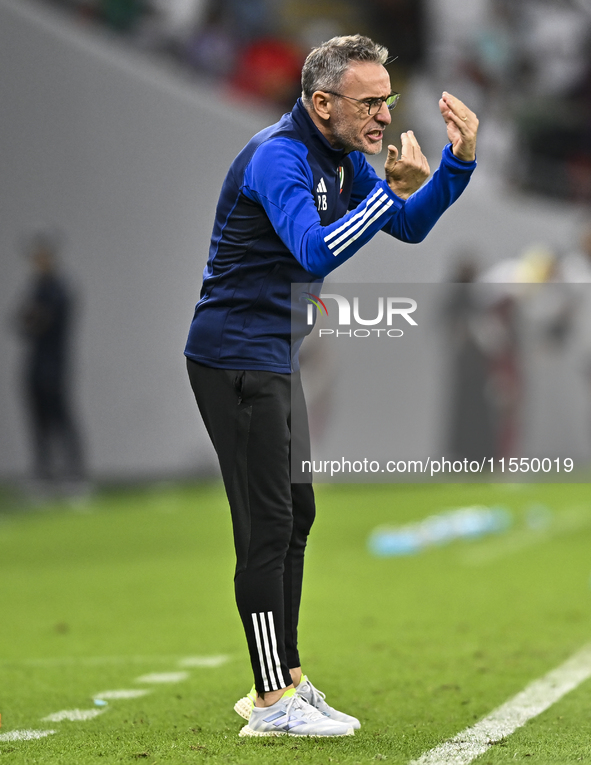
[330,104,383,155]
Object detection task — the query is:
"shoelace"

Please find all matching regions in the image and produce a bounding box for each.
[284,693,324,722]
[298,680,327,709]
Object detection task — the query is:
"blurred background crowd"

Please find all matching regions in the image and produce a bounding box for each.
[43,0,591,202]
[43,0,425,113]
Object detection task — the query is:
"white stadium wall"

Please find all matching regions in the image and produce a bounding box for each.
[0,0,275,480]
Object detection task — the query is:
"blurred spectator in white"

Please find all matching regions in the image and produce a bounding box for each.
[423,0,591,198]
[480,242,591,461]
[469,0,518,94]
[150,0,207,45]
[439,0,522,181]
[133,0,208,53]
[512,0,591,199]
[558,224,591,452]
[520,0,590,98]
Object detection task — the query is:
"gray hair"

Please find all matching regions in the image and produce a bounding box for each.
[301,35,389,106]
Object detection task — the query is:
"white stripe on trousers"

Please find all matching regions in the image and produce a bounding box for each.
[251,613,272,691]
[252,612,283,692]
[267,611,283,689]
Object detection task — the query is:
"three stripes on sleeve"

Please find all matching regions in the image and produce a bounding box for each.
[324,185,394,257]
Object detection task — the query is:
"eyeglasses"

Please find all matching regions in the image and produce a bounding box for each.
[325,91,401,116]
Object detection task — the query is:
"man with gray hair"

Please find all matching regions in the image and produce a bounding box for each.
[185,34,478,737]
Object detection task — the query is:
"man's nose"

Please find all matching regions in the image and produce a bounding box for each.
[375,100,392,125]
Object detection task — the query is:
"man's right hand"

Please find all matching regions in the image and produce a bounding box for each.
[384,131,430,200]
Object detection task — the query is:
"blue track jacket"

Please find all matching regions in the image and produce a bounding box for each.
[185,98,476,373]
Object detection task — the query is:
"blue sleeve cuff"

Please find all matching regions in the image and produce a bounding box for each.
[441,142,477,171]
[378,178,407,208]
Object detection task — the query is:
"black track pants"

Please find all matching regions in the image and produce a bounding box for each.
[186,359,316,693]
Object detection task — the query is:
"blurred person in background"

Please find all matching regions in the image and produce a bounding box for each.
[485,290,522,459]
[184,5,237,80]
[562,223,591,283]
[478,245,568,461]
[185,34,478,736]
[442,253,496,463]
[510,0,591,199]
[150,0,207,46]
[558,223,591,450]
[15,232,87,490]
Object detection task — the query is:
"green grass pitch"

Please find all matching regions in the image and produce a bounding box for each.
[1,480,591,764]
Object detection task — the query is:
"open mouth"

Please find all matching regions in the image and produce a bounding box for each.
[366,130,383,142]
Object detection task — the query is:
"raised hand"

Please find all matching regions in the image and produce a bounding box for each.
[384,130,431,200]
[439,92,479,162]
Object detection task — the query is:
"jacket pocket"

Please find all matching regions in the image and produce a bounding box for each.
[232,369,262,405]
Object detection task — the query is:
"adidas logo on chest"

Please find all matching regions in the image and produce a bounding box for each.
[316,177,328,211]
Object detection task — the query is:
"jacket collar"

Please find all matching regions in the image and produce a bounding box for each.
[291,98,348,162]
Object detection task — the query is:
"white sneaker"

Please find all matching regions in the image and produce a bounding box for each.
[238,688,354,737]
[296,675,360,730]
[234,676,360,730]
[234,685,256,720]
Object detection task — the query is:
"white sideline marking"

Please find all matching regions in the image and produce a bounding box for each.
[0,729,56,742]
[410,643,591,765]
[94,689,151,700]
[178,655,229,668]
[135,671,188,684]
[15,654,184,667]
[41,709,106,722]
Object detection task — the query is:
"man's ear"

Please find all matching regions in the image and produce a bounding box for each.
[312,91,332,121]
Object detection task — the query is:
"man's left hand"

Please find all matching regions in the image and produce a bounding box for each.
[439,92,479,162]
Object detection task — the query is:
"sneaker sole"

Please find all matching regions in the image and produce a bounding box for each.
[239,724,354,737]
[234,696,252,721]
